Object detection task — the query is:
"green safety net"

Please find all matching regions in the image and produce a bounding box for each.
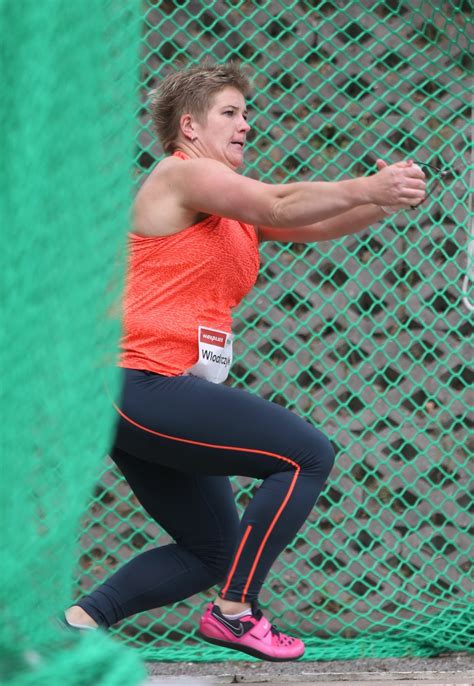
[78,0,471,662]
[3,0,471,676]
[0,1,145,684]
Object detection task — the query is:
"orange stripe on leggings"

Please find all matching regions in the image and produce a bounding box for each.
[114,403,301,602]
[221,524,252,599]
[241,466,300,602]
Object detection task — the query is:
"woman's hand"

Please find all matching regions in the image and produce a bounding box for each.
[367,158,426,210]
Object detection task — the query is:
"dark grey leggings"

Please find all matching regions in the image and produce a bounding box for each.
[78,369,335,627]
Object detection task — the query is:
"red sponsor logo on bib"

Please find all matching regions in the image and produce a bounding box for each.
[200,328,227,348]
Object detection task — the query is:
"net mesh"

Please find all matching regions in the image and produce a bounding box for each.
[81,0,471,662]
[1,1,145,684]
[2,0,471,675]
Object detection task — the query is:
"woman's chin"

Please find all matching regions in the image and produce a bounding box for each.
[224,146,244,167]
[229,153,245,170]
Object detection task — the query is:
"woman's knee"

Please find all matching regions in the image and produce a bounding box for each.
[299,427,335,479]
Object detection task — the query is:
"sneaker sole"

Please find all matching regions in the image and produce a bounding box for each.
[196,630,304,662]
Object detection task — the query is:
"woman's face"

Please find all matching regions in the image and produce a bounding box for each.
[191,87,251,170]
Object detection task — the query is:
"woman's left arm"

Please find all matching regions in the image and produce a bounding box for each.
[257,203,391,243]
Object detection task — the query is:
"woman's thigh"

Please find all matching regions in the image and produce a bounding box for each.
[113,369,334,480]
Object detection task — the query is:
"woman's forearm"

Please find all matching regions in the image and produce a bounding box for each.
[271,178,370,228]
[258,204,389,243]
[311,203,389,240]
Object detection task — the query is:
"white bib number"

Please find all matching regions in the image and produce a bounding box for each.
[186,326,233,384]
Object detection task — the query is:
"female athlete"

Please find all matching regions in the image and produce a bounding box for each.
[65,62,426,661]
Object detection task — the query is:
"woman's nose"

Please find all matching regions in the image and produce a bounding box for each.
[240,117,251,132]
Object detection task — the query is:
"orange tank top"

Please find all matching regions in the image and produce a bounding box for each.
[119,152,260,376]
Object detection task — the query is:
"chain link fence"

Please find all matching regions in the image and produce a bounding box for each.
[75,0,472,662]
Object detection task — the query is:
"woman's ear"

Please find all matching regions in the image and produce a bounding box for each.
[180,113,197,141]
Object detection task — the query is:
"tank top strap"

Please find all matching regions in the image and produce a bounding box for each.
[172,150,189,161]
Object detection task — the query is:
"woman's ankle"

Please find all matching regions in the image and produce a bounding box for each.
[65,605,98,629]
[214,598,251,616]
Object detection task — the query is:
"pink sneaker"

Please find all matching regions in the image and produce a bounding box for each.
[197,603,305,662]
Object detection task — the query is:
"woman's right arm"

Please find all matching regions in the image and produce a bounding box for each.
[156,156,426,229]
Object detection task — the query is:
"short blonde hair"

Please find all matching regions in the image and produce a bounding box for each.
[149,61,252,153]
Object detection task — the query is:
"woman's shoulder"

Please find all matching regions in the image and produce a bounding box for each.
[133,155,201,237]
[136,156,179,198]
[149,154,181,179]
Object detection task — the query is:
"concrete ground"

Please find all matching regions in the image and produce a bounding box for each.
[144,653,473,685]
